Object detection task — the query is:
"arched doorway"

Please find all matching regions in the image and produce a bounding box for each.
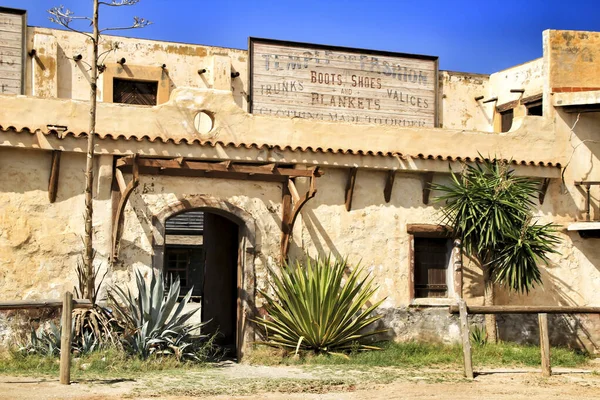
[157,201,252,357]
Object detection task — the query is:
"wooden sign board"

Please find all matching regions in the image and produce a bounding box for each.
[249,38,438,128]
[0,7,26,95]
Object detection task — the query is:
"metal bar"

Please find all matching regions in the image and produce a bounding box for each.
[449,305,600,314]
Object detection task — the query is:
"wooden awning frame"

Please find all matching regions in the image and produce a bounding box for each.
[111,156,323,262]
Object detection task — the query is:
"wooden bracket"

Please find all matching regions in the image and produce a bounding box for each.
[422,172,434,205]
[48,150,61,203]
[111,155,139,262]
[539,178,550,205]
[345,167,358,211]
[281,167,320,261]
[384,170,395,203]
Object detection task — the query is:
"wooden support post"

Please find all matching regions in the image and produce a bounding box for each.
[383,170,395,203]
[345,167,358,211]
[458,300,474,380]
[281,178,292,262]
[422,172,434,205]
[539,178,550,205]
[59,291,73,385]
[48,150,61,203]
[538,313,551,377]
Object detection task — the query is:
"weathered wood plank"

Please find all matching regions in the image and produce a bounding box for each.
[458,300,474,380]
[59,292,73,385]
[281,178,292,261]
[449,305,600,314]
[251,39,437,128]
[538,313,551,377]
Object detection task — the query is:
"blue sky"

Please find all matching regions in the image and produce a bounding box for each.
[4,0,600,74]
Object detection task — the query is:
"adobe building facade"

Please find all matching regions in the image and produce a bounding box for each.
[1,6,599,356]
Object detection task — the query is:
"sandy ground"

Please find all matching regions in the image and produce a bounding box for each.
[1,365,599,399]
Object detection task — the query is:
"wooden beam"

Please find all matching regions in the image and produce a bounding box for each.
[48,150,61,203]
[422,172,434,204]
[539,313,552,377]
[59,291,73,385]
[449,305,600,314]
[0,298,92,310]
[345,167,358,211]
[115,168,127,195]
[117,158,322,178]
[288,179,301,204]
[539,178,550,205]
[458,300,474,380]
[281,179,292,262]
[111,155,139,261]
[384,170,395,203]
[281,169,320,260]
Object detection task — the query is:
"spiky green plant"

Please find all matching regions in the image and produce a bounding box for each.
[108,269,205,360]
[434,158,560,341]
[254,257,387,355]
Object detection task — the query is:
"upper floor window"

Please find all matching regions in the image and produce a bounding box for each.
[500,108,514,132]
[113,78,158,105]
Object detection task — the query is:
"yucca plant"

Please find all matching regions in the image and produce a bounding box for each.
[19,322,62,356]
[255,257,387,355]
[434,158,560,342]
[108,269,205,360]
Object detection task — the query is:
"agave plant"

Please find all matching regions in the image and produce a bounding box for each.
[19,321,62,356]
[255,257,387,355]
[108,269,205,360]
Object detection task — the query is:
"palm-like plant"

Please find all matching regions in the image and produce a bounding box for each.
[255,257,386,355]
[108,269,205,360]
[434,159,559,341]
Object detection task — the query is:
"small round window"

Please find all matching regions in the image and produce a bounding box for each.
[194,111,214,134]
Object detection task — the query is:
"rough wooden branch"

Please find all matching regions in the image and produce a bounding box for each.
[345,167,358,211]
[422,172,434,204]
[48,150,61,203]
[383,170,395,203]
[111,155,139,261]
[539,178,550,205]
[288,179,301,204]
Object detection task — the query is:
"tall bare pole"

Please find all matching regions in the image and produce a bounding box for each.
[82,0,100,301]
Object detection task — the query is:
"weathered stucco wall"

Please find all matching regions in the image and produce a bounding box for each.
[439,71,491,132]
[2,25,600,352]
[26,27,249,109]
[548,30,600,91]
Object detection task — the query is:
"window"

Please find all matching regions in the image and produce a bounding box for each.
[407,224,456,303]
[500,108,513,132]
[164,211,205,299]
[413,237,452,298]
[113,78,158,105]
[526,100,543,116]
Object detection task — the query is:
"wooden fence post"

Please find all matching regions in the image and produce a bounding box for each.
[538,313,551,377]
[59,291,73,385]
[458,300,474,379]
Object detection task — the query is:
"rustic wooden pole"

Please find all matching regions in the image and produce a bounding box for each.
[458,300,474,379]
[59,291,73,385]
[538,313,551,377]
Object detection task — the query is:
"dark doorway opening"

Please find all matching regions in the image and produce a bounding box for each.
[164,209,240,354]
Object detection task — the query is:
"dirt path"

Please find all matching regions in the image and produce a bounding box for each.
[1,365,599,399]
